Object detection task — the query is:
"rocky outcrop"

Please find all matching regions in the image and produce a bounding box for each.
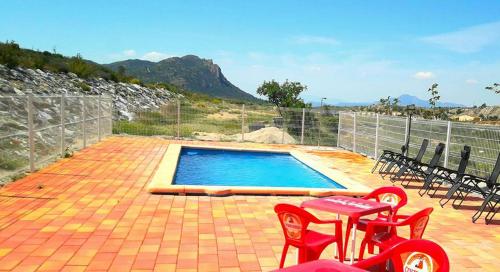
[106,55,259,101]
[0,64,177,120]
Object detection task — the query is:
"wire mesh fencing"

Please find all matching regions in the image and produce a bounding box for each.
[0,94,112,182]
[338,111,500,177]
[112,99,339,146]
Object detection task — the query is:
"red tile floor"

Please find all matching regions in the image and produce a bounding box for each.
[0,136,498,271]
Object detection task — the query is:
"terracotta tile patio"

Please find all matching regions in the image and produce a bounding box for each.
[0,136,498,271]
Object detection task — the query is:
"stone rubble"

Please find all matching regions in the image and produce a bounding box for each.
[0,64,178,120]
[0,64,178,180]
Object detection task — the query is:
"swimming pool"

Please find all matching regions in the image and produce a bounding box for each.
[173,147,345,189]
[148,144,371,196]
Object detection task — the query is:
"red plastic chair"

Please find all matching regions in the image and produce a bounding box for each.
[353,239,450,272]
[344,186,408,258]
[274,203,344,268]
[359,207,433,260]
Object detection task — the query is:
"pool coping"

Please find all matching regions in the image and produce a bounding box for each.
[148,144,372,196]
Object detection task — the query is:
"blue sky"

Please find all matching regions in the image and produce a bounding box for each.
[1,0,500,105]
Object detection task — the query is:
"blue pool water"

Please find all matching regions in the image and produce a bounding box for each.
[173,147,345,189]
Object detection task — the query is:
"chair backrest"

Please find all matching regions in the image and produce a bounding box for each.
[363,186,408,218]
[456,145,471,175]
[354,239,450,272]
[487,153,500,187]
[414,139,429,162]
[428,143,446,167]
[399,208,434,239]
[274,204,320,246]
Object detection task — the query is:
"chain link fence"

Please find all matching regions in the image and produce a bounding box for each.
[3,94,499,183]
[0,95,113,182]
[338,112,500,177]
[112,99,340,146]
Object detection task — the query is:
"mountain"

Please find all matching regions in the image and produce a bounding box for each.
[397,94,464,108]
[328,94,464,108]
[106,55,258,101]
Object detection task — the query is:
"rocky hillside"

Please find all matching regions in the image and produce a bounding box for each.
[106,55,258,101]
[0,64,177,120]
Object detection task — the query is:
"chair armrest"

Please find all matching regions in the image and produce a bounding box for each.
[315,219,342,225]
[462,174,483,182]
[435,166,455,179]
[313,219,343,240]
[463,175,488,188]
[353,247,396,269]
[392,214,410,221]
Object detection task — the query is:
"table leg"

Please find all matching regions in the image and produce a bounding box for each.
[350,223,357,265]
[334,213,340,259]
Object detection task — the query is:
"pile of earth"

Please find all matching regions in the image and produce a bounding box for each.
[192,127,297,144]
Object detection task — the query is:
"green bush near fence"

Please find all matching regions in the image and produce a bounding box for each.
[0,154,27,171]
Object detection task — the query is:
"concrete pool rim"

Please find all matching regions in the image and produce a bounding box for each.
[148,144,372,196]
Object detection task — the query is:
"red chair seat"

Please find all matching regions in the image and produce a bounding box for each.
[302,230,338,262]
[304,230,337,249]
[371,232,406,249]
[357,217,390,232]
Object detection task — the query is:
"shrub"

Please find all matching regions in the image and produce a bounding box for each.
[74,81,91,92]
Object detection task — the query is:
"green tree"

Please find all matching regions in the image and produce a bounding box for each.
[485,83,499,94]
[256,79,308,115]
[392,97,400,114]
[68,53,94,78]
[427,83,440,118]
[378,96,392,114]
[0,41,21,68]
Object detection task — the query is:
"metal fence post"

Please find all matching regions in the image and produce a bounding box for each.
[337,112,341,147]
[241,104,245,142]
[110,98,114,136]
[97,95,101,141]
[82,95,87,148]
[353,112,357,152]
[176,99,181,139]
[282,110,286,144]
[300,108,305,145]
[60,93,66,157]
[444,121,452,167]
[374,113,380,158]
[317,110,321,147]
[404,116,409,149]
[27,94,35,172]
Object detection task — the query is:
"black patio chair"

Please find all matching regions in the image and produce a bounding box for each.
[399,143,446,187]
[371,145,406,173]
[473,184,499,224]
[420,145,471,197]
[440,153,500,211]
[379,139,429,180]
[386,139,429,181]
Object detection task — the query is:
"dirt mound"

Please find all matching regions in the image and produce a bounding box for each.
[193,127,297,144]
[236,127,296,144]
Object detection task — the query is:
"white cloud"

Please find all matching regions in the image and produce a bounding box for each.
[420,21,500,53]
[141,51,172,62]
[293,35,340,46]
[123,49,136,57]
[465,79,478,84]
[413,71,435,80]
